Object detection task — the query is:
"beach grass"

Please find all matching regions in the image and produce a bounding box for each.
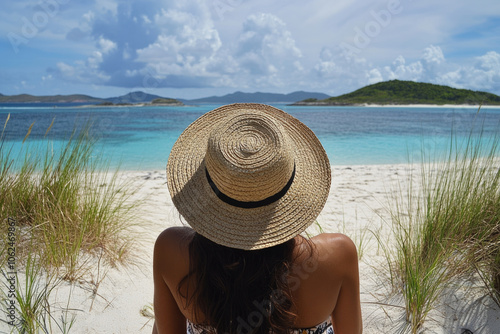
[0,115,140,332]
[1,253,76,333]
[383,110,500,332]
[1,117,138,278]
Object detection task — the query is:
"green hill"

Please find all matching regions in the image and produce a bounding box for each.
[151,98,183,105]
[298,80,500,106]
[0,94,103,103]
[0,91,183,105]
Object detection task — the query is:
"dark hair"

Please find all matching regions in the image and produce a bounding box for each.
[178,232,298,334]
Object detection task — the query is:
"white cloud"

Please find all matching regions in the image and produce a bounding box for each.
[311,46,377,94]
[54,56,110,84]
[379,45,446,83]
[314,48,341,80]
[236,13,302,76]
[136,8,222,77]
[87,51,103,69]
[56,62,74,75]
[20,0,497,95]
[475,51,500,72]
[359,47,500,94]
[53,37,116,84]
[82,11,95,23]
[422,45,445,65]
[309,44,500,96]
[438,51,500,92]
[382,55,424,81]
[142,14,152,24]
[86,9,305,90]
[367,68,383,84]
[98,37,117,54]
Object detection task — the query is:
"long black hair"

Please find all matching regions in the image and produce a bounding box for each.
[178,232,299,334]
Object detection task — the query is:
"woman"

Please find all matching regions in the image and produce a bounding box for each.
[153,104,362,334]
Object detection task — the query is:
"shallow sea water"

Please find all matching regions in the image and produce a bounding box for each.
[1,103,499,170]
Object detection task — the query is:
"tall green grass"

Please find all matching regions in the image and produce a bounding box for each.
[1,115,139,332]
[383,112,500,333]
[7,254,76,333]
[1,116,137,280]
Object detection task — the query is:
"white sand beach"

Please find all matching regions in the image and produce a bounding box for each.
[360,104,495,109]
[3,164,500,333]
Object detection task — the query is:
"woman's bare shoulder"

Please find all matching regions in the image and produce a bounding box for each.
[309,233,358,274]
[310,233,356,251]
[155,226,194,246]
[154,226,194,276]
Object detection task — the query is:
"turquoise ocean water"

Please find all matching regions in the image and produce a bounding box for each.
[1,103,500,170]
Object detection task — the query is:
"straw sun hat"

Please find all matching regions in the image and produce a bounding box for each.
[166,103,331,250]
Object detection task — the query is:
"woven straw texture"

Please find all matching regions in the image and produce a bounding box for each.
[166,103,331,250]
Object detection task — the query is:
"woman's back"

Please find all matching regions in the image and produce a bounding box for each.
[154,104,361,334]
[153,226,361,333]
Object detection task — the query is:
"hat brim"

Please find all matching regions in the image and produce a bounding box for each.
[166,103,331,250]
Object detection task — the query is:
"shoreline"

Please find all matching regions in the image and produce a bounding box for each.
[3,102,500,109]
[362,103,500,108]
[2,164,499,333]
[290,102,500,109]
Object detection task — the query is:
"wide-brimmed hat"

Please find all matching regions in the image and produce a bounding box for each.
[166,103,331,250]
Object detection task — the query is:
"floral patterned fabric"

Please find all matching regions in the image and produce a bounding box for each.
[187,318,334,334]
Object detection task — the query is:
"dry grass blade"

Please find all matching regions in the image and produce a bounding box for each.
[2,113,9,132]
[22,121,35,144]
[45,117,55,137]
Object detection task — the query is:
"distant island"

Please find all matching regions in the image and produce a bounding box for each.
[0,90,328,105]
[1,81,499,106]
[0,91,183,106]
[293,80,500,106]
[182,91,330,104]
[0,93,104,104]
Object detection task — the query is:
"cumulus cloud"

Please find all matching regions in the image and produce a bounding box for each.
[236,13,302,75]
[42,0,499,95]
[378,45,446,83]
[53,1,163,87]
[311,44,500,96]
[97,36,117,54]
[52,51,110,84]
[312,46,376,93]
[376,46,500,94]
[51,35,118,84]
[50,0,307,91]
[438,51,500,93]
[134,11,304,90]
[383,56,424,81]
[422,45,445,65]
[135,7,223,78]
[52,0,238,88]
[367,68,383,84]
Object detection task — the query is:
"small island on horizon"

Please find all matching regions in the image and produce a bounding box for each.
[292,80,500,106]
[0,91,184,106]
[1,80,499,106]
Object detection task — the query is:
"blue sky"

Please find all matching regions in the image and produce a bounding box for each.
[1,0,499,99]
